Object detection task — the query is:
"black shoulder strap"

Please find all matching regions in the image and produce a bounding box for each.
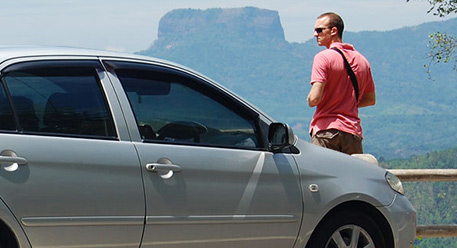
[331,47,359,102]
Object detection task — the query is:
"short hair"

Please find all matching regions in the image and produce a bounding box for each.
[318,12,344,38]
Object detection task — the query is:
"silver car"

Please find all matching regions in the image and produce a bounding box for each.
[0,46,415,248]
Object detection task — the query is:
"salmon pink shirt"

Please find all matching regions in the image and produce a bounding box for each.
[309,42,375,138]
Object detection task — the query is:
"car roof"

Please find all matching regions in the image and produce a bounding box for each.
[0,45,203,83]
[0,45,166,64]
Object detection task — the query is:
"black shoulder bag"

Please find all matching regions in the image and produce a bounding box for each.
[331,47,359,102]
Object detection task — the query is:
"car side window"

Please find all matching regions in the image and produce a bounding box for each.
[109,62,260,149]
[0,85,15,131]
[0,60,117,138]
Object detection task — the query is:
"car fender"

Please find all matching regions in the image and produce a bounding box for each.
[292,140,396,246]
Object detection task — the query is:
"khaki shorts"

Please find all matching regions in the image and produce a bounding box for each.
[311,129,363,155]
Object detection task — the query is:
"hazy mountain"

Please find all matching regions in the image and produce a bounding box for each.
[139,7,457,160]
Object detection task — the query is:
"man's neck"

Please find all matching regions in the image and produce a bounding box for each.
[325,38,343,49]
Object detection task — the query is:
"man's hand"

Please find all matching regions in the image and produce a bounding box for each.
[358,91,376,108]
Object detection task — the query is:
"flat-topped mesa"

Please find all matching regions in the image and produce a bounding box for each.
[158,7,286,42]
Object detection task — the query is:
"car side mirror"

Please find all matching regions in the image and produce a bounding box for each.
[268,123,295,152]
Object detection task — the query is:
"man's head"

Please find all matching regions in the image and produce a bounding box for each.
[314,12,344,48]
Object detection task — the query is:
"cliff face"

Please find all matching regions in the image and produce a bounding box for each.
[157,7,285,42]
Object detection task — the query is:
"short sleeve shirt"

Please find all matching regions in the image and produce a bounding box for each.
[309,42,375,138]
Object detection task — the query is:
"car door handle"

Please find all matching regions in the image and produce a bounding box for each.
[0,156,28,165]
[146,163,182,172]
[0,150,28,172]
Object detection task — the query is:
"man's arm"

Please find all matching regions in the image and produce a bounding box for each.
[358,91,376,108]
[307,82,325,107]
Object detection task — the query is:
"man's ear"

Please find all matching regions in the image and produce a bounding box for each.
[330,27,338,37]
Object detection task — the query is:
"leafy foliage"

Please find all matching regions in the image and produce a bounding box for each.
[408,0,457,72]
[407,0,457,17]
[427,32,457,71]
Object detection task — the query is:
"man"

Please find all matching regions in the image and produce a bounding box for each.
[307,12,376,155]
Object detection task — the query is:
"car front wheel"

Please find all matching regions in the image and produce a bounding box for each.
[308,210,387,248]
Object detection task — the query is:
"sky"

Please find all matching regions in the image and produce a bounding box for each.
[0,0,454,53]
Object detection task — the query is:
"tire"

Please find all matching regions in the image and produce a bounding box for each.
[0,225,18,248]
[307,210,387,248]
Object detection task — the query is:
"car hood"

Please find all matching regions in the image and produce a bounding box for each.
[292,138,396,207]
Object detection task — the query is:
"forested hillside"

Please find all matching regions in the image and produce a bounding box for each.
[383,148,457,247]
[139,7,457,160]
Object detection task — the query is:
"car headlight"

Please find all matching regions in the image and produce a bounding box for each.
[385,172,404,195]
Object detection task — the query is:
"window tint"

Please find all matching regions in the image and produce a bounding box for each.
[113,64,259,148]
[1,61,116,138]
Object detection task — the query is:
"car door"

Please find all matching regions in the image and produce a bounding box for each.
[0,59,145,247]
[105,60,303,248]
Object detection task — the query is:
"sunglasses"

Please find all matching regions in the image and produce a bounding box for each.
[314,27,331,33]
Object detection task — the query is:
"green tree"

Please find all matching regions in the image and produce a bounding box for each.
[411,0,457,17]
[407,0,457,72]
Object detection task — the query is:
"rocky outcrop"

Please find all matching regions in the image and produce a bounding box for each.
[157,7,285,42]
